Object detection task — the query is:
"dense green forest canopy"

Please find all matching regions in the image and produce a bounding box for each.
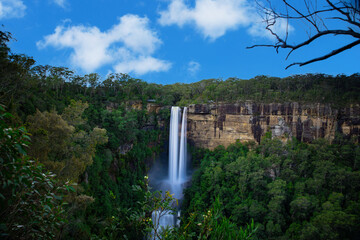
[1,29,360,239]
[183,136,360,239]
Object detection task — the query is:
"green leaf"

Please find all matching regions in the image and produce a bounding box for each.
[53,194,62,201]
[44,205,51,212]
[15,144,27,155]
[66,185,75,192]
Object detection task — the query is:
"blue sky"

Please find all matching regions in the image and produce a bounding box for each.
[1,0,359,84]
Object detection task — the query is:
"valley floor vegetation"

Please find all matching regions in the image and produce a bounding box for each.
[184,135,360,239]
[0,29,359,239]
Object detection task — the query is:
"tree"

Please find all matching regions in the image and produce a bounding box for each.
[0,106,72,239]
[26,101,108,182]
[62,99,89,126]
[0,30,36,113]
[248,0,360,69]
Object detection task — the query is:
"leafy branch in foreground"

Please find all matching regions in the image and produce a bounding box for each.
[91,175,258,240]
[91,176,177,240]
[166,197,258,240]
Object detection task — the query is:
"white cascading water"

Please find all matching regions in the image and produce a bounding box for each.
[152,210,175,231]
[178,107,187,182]
[168,106,187,185]
[169,107,180,185]
[151,106,188,236]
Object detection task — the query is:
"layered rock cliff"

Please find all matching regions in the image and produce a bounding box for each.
[187,102,360,149]
[106,101,360,150]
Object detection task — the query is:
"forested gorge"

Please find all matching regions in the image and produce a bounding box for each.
[1,29,360,239]
[183,136,360,239]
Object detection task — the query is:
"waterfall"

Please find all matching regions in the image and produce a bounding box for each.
[168,106,187,185]
[151,106,187,236]
[169,107,180,184]
[178,107,187,182]
[152,210,175,230]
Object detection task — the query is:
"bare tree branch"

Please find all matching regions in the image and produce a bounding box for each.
[249,0,360,69]
[326,0,360,27]
[286,39,360,68]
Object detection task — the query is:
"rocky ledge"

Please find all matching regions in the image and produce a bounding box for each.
[187,102,360,149]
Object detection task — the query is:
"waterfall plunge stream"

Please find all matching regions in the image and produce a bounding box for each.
[151,106,188,233]
[169,106,187,185]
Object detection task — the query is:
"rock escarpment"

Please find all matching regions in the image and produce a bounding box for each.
[187,102,360,149]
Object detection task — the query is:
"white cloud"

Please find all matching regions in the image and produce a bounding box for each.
[159,0,293,40]
[37,14,171,75]
[114,56,172,75]
[159,0,193,27]
[38,24,112,72]
[188,61,200,75]
[53,0,67,8]
[0,0,26,19]
[159,0,252,40]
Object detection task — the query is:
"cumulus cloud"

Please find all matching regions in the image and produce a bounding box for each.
[0,0,26,19]
[37,14,171,75]
[159,0,292,40]
[188,61,200,75]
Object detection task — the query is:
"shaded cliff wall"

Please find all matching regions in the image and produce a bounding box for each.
[187,102,360,149]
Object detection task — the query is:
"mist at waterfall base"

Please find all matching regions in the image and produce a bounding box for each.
[148,106,191,230]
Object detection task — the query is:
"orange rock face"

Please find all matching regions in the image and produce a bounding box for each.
[187,103,360,149]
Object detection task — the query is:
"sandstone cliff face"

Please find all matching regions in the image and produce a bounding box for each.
[187,102,360,149]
